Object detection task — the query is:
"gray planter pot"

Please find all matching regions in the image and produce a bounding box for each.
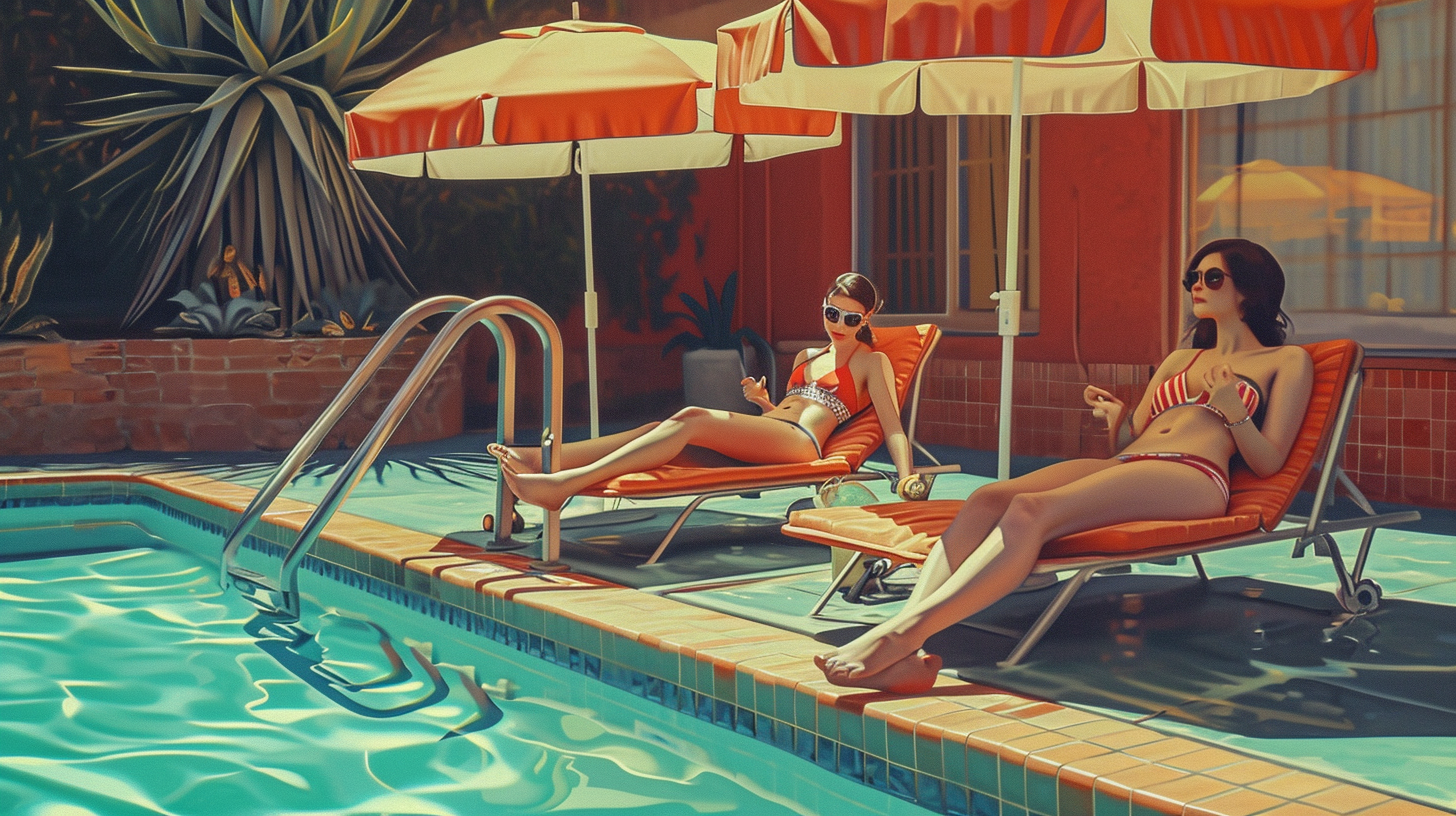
[683,347,758,412]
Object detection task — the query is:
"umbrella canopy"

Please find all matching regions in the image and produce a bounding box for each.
[719,0,1378,479]
[1198,159,1437,243]
[347,17,840,437]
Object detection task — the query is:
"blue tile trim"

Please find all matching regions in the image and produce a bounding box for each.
[4,487,1014,816]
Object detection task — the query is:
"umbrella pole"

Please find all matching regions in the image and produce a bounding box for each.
[995,57,1025,481]
[576,143,602,440]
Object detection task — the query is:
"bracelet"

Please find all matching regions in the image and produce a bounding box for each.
[1223,413,1253,429]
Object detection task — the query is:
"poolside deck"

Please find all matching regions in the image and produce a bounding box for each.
[3,434,1453,816]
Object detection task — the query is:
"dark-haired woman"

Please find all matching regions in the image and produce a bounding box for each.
[815,238,1315,694]
[494,273,915,511]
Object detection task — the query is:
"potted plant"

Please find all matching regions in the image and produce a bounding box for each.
[663,270,776,411]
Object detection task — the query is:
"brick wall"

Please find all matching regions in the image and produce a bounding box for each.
[916,357,1456,511]
[0,336,463,455]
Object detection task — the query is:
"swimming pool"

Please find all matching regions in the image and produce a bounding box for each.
[0,506,933,816]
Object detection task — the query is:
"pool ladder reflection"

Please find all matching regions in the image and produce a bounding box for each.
[219,295,569,620]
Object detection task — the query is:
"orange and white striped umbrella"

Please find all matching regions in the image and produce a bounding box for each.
[347,17,839,437]
[719,0,1378,479]
[719,0,1376,116]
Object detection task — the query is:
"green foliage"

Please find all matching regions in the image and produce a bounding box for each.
[54,0,428,328]
[366,170,700,332]
[662,270,771,361]
[0,213,59,339]
[291,278,412,336]
[155,278,281,337]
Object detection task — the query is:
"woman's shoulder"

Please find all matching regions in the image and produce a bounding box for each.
[1262,343,1314,368]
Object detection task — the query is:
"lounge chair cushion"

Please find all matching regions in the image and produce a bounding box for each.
[784,339,1358,560]
[586,324,939,498]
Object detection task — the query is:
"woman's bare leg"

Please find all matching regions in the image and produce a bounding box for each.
[902,459,1114,609]
[488,423,659,473]
[820,460,1227,689]
[501,408,820,511]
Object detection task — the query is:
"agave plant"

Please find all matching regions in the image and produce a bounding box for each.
[55,0,427,328]
[155,278,282,337]
[291,278,412,336]
[1,215,59,340]
[663,271,771,358]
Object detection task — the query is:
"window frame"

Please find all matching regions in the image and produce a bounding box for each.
[852,114,1041,335]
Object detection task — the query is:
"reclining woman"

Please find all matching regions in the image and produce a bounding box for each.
[816,238,1315,694]
[493,272,917,512]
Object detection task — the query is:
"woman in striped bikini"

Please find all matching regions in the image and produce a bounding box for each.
[493,273,916,512]
[817,238,1315,694]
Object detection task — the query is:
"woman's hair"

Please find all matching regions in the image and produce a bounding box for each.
[826,272,881,345]
[1185,238,1292,348]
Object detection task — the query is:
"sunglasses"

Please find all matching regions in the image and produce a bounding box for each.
[822,303,867,328]
[1183,267,1230,292]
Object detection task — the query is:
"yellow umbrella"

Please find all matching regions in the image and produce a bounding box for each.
[1198,159,1438,243]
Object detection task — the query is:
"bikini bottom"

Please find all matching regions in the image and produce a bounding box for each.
[770,417,825,458]
[1115,452,1229,508]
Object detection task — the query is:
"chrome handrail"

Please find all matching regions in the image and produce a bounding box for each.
[219,295,473,585]
[265,296,564,619]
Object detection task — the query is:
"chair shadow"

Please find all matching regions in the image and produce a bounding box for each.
[820,574,1456,740]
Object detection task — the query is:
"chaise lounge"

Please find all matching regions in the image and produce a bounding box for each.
[779,339,1421,665]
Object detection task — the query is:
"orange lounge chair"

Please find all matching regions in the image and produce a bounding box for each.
[781,339,1422,666]
[562,323,949,565]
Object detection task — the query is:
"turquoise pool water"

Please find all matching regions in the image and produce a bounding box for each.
[0,511,933,816]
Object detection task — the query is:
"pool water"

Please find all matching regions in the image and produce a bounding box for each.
[0,521,931,816]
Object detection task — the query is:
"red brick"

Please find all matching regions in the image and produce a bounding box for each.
[0,372,36,389]
[158,372,194,403]
[22,343,73,373]
[75,389,119,404]
[80,355,126,374]
[36,370,112,391]
[271,370,326,403]
[1,388,42,408]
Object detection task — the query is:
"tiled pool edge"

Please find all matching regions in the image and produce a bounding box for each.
[1,471,1446,816]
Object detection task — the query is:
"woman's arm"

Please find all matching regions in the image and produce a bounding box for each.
[860,351,913,479]
[1084,350,1191,453]
[1206,346,1314,478]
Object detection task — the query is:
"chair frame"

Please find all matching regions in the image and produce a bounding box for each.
[791,342,1421,666]
[569,325,952,566]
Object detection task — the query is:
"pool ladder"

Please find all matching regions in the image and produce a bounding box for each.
[219,295,569,620]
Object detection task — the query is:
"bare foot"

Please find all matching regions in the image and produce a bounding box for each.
[487,443,540,473]
[815,650,943,694]
[499,468,574,512]
[816,628,921,682]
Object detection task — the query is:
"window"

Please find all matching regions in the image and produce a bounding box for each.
[855,111,1038,333]
[1193,1,1456,354]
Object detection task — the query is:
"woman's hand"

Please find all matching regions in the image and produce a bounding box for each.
[1202,364,1248,423]
[741,376,775,411]
[1083,385,1125,430]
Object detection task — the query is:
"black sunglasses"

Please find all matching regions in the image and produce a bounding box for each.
[823,304,866,328]
[1183,267,1230,292]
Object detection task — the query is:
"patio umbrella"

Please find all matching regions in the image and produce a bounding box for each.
[346,14,840,439]
[719,0,1379,479]
[1198,159,1437,243]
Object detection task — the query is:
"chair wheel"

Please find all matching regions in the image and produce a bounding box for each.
[482,511,526,534]
[1336,578,1382,614]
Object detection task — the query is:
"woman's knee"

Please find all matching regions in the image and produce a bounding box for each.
[1000,493,1053,540]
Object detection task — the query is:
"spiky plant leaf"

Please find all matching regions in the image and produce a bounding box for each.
[61,0,418,329]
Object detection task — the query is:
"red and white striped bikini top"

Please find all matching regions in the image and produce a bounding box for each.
[1148,349,1265,428]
